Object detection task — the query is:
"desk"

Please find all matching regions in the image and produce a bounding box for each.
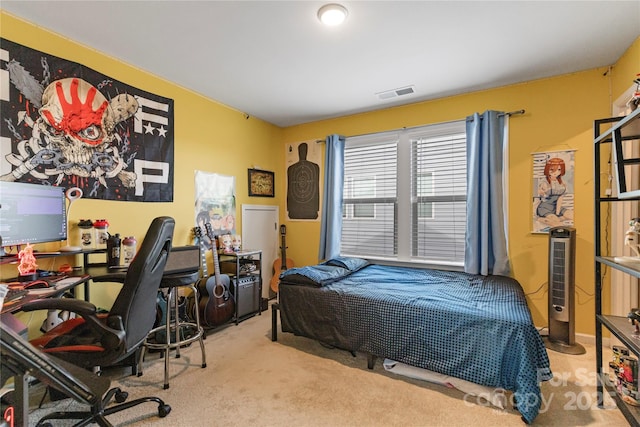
[1,274,92,315]
[1,248,106,306]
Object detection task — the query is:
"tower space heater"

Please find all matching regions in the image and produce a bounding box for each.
[544,226,585,354]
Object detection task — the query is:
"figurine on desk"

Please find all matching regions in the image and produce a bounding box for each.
[232,234,241,252]
[17,244,38,282]
[218,234,234,254]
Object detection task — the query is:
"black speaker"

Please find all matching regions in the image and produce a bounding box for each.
[231,275,261,320]
[544,226,585,354]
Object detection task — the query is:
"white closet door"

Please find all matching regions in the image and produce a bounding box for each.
[241,204,279,298]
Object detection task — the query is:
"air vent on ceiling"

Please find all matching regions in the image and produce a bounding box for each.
[376,85,415,100]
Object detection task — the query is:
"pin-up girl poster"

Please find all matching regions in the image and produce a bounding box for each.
[532,150,575,233]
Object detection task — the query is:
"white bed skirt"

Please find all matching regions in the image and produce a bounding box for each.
[382,359,507,409]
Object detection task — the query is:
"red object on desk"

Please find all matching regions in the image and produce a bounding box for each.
[58,264,73,273]
[23,280,50,289]
[17,243,38,277]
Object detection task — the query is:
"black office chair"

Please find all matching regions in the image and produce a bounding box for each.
[20,216,175,424]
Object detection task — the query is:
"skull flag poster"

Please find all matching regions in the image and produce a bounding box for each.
[0,38,174,202]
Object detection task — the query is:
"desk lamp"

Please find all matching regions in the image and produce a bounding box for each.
[59,187,83,252]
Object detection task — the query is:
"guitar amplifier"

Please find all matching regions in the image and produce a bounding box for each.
[230,275,261,320]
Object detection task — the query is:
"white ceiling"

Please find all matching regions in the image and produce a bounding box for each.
[2,1,639,127]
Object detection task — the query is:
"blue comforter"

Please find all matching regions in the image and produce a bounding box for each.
[278,264,552,423]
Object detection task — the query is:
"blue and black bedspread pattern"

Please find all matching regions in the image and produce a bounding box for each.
[278,264,552,423]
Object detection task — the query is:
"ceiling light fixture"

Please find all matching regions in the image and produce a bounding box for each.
[318,3,348,26]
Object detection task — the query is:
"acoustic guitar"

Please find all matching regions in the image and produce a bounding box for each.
[270,224,294,293]
[195,224,235,327]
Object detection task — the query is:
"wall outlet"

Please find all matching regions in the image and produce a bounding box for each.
[605,188,612,196]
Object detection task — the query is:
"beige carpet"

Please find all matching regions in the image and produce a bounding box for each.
[25,303,626,426]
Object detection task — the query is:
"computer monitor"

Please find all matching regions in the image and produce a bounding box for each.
[0,181,67,248]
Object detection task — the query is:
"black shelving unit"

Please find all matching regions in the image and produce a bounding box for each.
[219,250,262,324]
[594,107,640,426]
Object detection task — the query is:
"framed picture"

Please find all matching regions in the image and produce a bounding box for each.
[248,168,275,197]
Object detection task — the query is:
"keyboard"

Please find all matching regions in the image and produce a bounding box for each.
[54,277,83,287]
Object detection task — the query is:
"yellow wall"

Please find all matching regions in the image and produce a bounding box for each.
[2,10,638,337]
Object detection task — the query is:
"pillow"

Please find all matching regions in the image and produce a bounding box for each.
[323,256,369,272]
[279,264,350,287]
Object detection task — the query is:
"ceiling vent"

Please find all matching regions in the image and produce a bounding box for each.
[376,85,415,100]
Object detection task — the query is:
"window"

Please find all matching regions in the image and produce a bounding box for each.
[341,120,467,265]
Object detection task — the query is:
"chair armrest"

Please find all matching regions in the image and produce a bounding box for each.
[22,298,97,316]
[23,298,125,350]
[91,272,127,283]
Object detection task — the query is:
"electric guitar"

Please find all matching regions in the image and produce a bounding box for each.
[270,224,294,293]
[196,223,235,327]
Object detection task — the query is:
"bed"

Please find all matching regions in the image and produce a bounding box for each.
[274,257,552,424]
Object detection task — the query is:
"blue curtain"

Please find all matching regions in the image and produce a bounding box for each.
[318,134,345,261]
[465,111,510,276]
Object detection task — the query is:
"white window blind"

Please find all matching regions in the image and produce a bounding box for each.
[341,134,398,257]
[342,121,467,265]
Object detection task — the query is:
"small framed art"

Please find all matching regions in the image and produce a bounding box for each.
[248,168,275,197]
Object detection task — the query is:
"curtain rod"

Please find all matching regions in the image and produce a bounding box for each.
[500,109,525,117]
[316,110,525,142]
[316,117,465,142]
[467,109,526,121]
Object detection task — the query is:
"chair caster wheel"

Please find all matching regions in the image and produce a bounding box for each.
[159,403,171,417]
[115,390,128,403]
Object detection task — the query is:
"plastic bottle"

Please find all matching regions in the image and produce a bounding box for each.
[122,236,137,266]
[106,233,121,267]
[93,219,109,249]
[78,219,94,249]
